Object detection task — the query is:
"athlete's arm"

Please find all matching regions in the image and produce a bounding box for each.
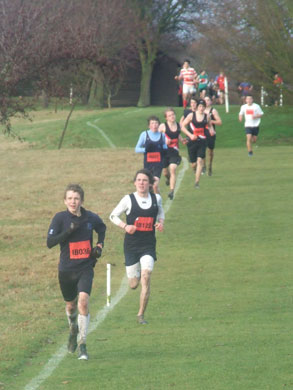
[135,132,147,153]
[47,214,72,249]
[109,196,138,235]
[179,115,185,127]
[238,106,244,122]
[92,214,106,247]
[161,132,168,149]
[211,108,222,126]
[155,194,164,232]
[181,113,196,141]
[158,123,166,133]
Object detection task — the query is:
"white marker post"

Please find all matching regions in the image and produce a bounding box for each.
[224,76,229,113]
[261,86,265,106]
[106,263,111,306]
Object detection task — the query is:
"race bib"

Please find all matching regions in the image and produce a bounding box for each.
[134,217,154,231]
[147,152,161,162]
[246,109,254,115]
[69,240,91,259]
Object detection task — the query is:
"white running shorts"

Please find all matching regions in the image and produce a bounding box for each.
[126,255,155,279]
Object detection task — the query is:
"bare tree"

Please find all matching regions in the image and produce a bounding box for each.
[129,0,196,107]
[192,0,293,101]
[0,0,71,135]
[62,0,136,108]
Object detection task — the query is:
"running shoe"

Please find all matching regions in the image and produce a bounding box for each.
[137,315,148,325]
[168,191,174,200]
[67,324,78,353]
[78,343,89,360]
[194,182,200,189]
[201,166,206,175]
[248,151,253,156]
[208,167,212,176]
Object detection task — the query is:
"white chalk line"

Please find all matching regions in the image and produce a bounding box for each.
[123,108,143,116]
[24,158,188,390]
[86,119,116,149]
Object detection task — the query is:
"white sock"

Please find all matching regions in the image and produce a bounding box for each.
[78,314,90,344]
[66,309,77,327]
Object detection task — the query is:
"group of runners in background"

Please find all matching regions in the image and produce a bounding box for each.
[175,59,226,109]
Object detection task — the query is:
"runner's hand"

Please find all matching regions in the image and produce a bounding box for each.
[155,222,164,232]
[91,246,102,259]
[125,225,137,235]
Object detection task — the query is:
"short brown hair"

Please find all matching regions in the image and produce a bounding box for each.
[147,116,160,125]
[164,108,175,118]
[133,169,154,185]
[64,184,84,202]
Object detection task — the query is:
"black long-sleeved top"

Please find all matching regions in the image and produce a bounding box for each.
[47,207,106,272]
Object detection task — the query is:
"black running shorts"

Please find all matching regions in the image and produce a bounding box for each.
[187,138,206,162]
[245,127,259,136]
[58,267,94,301]
[163,148,182,168]
[206,134,216,150]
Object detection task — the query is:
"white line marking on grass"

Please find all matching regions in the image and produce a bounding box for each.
[123,108,143,116]
[24,157,188,390]
[86,120,116,149]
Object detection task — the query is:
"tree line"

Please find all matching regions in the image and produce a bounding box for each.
[0,0,292,136]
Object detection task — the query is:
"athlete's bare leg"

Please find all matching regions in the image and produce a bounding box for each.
[207,148,214,175]
[246,134,253,153]
[163,167,170,185]
[153,176,160,194]
[169,163,177,191]
[128,277,140,290]
[78,292,90,316]
[137,269,152,316]
[195,158,203,184]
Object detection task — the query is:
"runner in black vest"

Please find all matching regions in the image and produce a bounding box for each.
[204,96,222,176]
[47,184,106,360]
[181,99,211,188]
[159,108,186,200]
[109,169,164,325]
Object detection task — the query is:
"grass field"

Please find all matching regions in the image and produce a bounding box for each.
[0,104,293,389]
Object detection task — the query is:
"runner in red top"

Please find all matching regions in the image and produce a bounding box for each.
[216,71,226,105]
[175,59,197,109]
[181,100,211,188]
[159,108,187,200]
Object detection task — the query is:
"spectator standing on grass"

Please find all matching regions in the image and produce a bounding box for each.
[239,95,264,156]
[197,70,209,99]
[207,78,218,103]
[47,184,106,361]
[273,73,283,106]
[215,71,226,105]
[109,169,164,325]
[158,108,187,200]
[238,80,253,104]
[135,116,168,194]
[203,95,222,176]
[174,59,197,109]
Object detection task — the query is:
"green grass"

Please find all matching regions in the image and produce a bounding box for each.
[1,105,293,389]
[4,103,293,149]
